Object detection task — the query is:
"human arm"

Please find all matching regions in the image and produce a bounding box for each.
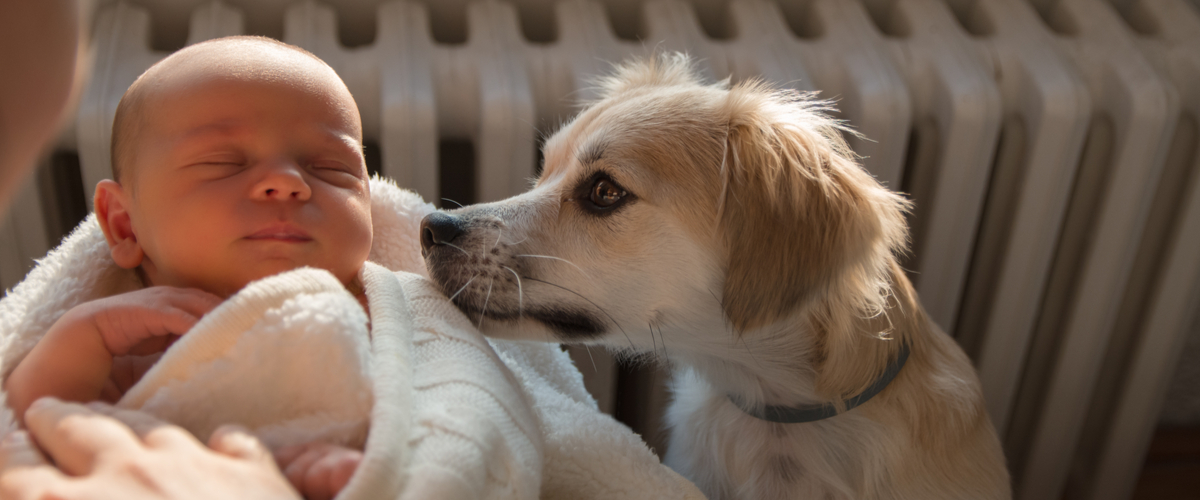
[0,398,300,500]
[4,287,222,421]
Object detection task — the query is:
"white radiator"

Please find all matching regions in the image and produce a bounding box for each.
[1,0,1197,498]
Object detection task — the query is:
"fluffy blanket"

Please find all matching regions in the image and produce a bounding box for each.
[116,266,378,452]
[0,177,704,500]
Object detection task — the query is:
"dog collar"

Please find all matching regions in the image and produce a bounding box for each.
[730,343,910,424]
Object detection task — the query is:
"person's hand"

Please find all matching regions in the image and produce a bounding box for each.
[274,442,363,500]
[81,286,224,356]
[4,287,222,420]
[0,398,300,500]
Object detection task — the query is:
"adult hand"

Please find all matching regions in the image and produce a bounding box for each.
[0,398,300,500]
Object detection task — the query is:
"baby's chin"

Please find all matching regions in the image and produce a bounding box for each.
[231,262,364,295]
[147,260,365,298]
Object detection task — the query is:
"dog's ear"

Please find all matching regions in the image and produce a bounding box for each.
[718,84,911,332]
[592,52,707,100]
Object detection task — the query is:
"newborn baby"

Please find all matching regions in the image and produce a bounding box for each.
[4,36,372,500]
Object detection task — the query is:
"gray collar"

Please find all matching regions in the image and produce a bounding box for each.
[729,343,910,423]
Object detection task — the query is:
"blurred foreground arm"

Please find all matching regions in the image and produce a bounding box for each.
[0,398,300,500]
[0,0,85,213]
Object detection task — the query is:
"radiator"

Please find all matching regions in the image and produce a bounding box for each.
[1,0,1197,498]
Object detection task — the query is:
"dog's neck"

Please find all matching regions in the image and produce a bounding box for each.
[665,307,830,409]
[665,266,917,411]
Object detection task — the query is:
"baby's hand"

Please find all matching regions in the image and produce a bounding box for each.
[4,286,222,421]
[85,286,223,355]
[274,442,363,500]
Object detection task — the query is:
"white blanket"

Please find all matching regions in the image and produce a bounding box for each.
[0,177,705,499]
[116,266,377,452]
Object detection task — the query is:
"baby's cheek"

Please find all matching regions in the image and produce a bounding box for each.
[333,221,372,284]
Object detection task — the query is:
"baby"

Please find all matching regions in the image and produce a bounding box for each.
[3,36,372,500]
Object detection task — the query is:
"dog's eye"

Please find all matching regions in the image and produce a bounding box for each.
[589,178,626,208]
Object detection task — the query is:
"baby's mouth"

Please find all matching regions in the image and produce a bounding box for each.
[245,225,313,242]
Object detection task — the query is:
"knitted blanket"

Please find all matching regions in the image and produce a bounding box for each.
[0,177,705,499]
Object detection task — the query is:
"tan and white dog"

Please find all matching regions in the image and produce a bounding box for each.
[419,54,1010,499]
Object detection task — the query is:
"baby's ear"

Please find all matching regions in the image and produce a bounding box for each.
[94,180,143,269]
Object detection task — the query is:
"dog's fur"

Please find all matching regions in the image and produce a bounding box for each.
[421,54,1010,499]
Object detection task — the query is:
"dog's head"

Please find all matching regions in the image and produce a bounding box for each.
[421,54,909,353]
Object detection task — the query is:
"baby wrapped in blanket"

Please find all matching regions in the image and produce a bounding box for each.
[0,36,540,499]
[0,35,704,500]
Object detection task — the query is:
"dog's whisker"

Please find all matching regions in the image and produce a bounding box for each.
[705,289,734,332]
[448,275,478,302]
[440,198,464,208]
[584,345,598,373]
[514,254,591,278]
[521,276,632,348]
[441,241,469,256]
[478,278,495,330]
[707,289,723,306]
[650,321,659,360]
[653,321,666,362]
[650,321,661,361]
[738,336,764,370]
[654,325,661,361]
[649,320,659,359]
[493,226,504,250]
[656,320,670,361]
[502,265,523,318]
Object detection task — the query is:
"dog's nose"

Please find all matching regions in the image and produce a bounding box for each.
[420,212,465,254]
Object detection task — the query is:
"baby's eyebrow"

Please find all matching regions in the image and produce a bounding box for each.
[181,120,244,140]
[312,129,365,157]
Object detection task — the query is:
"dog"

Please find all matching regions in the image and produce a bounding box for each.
[419,54,1010,499]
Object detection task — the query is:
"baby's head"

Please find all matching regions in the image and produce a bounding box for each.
[94,36,372,297]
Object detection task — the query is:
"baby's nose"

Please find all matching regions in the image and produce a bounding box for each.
[264,186,303,198]
[257,165,312,200]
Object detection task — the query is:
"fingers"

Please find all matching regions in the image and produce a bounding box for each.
[318,448,362,497]
[95,287,224,355]
[84,402,163,436]
[84,403,196,451]
[155,286,224,318]
[22,398,138,476]
[0,462,69,500]
[279,444,362,500]
[128,286,225,319]
[108,353,163,393]
[144,287,224,330]
[0,431,69,500]
[123,335,178,357]
[94,309,192,355]
[273,443,309,467]
[281,445,327,498]
[209,425,273,465]
[99,378,123,403]
[0,431,48,471]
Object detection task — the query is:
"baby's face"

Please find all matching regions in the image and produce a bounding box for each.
[120,57,371,296]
